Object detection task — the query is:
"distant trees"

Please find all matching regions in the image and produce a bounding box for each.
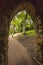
[9,10,34,35]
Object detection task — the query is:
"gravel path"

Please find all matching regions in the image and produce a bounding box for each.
[8,37,33,65]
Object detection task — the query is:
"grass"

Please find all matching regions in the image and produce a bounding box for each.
[19,30,36,37]
[10,30,36,37]
[26,30,36,36]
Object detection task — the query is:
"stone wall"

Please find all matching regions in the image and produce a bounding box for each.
[0,15,9,65]
[34,17,43,64]
[0,0,43,65]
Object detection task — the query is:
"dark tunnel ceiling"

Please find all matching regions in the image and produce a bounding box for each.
[0,0,43,19]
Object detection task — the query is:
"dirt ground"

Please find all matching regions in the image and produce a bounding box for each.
[8,35,37,65]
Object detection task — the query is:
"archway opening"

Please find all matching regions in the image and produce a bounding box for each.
[8,10,38,65]
[9,10,36,37]
[8,8,42,64]
[0,1,42,65]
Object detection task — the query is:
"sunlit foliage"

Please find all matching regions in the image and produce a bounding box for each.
[9,10,35,35]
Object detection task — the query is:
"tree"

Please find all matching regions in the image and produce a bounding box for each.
[9,10,26,34]
[9,10,34,35]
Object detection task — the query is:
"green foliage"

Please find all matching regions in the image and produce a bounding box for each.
[9,10,35,35]
[26,30,36,36]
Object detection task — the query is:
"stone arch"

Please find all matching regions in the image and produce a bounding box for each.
[9,2,37,31]
[8,2,37,32]
[12,2,36,17]
[9,2,42,64]
[4,2,37,23]
[0,1,43,65]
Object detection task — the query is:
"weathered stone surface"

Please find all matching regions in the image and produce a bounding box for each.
[34,17,43,63]
[0,15,9,65]
[0,0,43,65]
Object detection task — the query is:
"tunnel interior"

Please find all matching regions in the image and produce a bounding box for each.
[0,0,43,65]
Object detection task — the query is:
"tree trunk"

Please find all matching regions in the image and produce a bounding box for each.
[23,13,27,35]
[23,22,26,35]
[0,15,9,65]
